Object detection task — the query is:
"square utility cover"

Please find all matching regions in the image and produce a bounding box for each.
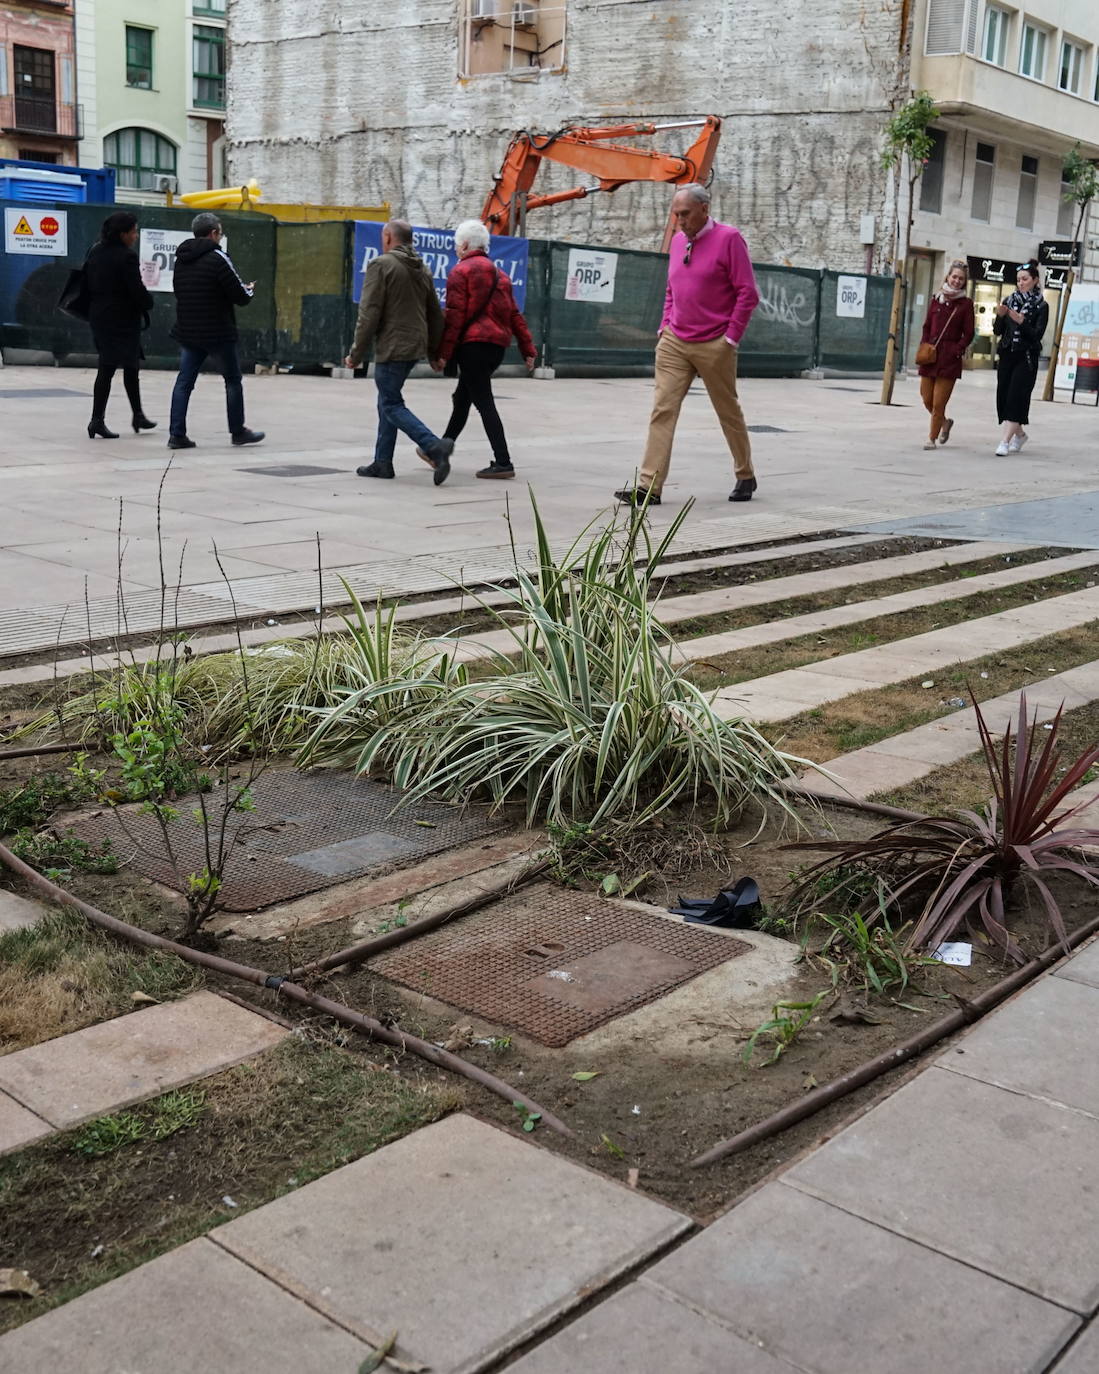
[70,771,501,912]
[371,884,750,1046]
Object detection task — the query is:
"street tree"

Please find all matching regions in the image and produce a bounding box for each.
[879,91,940,406]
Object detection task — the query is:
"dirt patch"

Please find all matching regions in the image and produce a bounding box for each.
[690,581,1098,692]
[877,699,1099,814]
[761,623,1099,762]
[0,797,1092,1262]
[0,1035,459,1335]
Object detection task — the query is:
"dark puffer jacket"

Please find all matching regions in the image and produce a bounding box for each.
[171,236,252,348]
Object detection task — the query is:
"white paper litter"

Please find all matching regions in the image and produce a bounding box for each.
[933,941,972,966]
[547,969,575,983]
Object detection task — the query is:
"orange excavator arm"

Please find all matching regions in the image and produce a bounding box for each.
[481,116,722,239]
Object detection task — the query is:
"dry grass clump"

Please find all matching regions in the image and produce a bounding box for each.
[0,908,201,1053]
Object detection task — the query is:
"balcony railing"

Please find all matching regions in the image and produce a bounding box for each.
[0,95,82,140]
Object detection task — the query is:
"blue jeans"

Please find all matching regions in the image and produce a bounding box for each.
[373,360,440,466]
[169,341,245,438]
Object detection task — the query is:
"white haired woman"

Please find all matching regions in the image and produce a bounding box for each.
[428,218,536,479]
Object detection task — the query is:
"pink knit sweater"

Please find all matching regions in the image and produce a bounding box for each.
[660,220,760,345]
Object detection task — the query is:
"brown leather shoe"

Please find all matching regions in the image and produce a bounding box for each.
[729,478,757,502]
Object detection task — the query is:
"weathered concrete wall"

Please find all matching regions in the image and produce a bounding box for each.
[227,0,907,271]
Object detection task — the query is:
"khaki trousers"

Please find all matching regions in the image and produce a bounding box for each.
[639,329,754,496]
[919,375,957,442]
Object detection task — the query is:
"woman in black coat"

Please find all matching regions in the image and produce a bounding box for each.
[992,260,1049,457]
[85,210,156,438]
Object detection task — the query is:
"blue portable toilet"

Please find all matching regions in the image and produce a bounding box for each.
[0,160,116,204]
[0,166,87,203]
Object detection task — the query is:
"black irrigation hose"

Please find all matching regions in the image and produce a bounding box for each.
[689,906,1099,1168]
[779,781,925,826]
[0,841,572,1139]
[0,742,83,761]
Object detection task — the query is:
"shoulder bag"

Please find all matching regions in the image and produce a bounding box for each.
[58,252,92,322]
[915,304,958,367]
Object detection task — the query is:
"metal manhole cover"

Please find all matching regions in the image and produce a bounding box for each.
[239,464,344,477]
[371,885,751,1046]
[69,771,502,912]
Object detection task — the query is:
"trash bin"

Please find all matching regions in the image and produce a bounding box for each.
[1072,356,1099,406]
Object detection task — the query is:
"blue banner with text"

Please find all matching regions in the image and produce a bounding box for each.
[352,222,529,310]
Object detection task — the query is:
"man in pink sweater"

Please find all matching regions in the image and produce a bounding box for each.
[616,183,760,506]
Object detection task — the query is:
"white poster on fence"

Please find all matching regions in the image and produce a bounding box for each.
[139,227,227,292]
[4,207,67,256]
[836,275,867,318]
[564,248,618,304]
[1054,283,1099,390]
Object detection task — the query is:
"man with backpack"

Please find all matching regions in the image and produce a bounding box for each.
[344,220,453,484]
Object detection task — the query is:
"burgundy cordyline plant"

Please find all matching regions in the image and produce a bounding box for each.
[788,693,1099,962]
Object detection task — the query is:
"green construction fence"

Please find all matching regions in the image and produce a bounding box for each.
[0,205,891,377]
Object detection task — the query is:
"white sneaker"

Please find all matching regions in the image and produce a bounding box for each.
[1009,433,1029,453]
[994,442,1011,456]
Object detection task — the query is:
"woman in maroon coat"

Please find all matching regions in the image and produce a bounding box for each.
[430,219,536,480]
[917,260,975,450]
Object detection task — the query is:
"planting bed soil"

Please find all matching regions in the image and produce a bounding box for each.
[1,792,1093,1310]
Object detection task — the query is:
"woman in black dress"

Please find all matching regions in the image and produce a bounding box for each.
[85,210,156,439]
[992,260,1049,457]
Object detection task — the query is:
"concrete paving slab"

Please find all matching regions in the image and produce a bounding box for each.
[938,975,1099,1118]
[0,888,47,932]
[786,1067,1099,1311]
[212,1112,692,1374]
[642,1182,1076,1373]
[858,490,1099,549]
[803,748,937,798]
[1054,938,1099,991]
[0,1237,372,1373]
[507,1282,801,1374]
[0,1090,52,1156]
[0,991,286,1129]
[1051,1319,1099,1371]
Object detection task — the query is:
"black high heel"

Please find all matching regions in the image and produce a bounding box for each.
[132,415,157,433]
[87,419,119,439]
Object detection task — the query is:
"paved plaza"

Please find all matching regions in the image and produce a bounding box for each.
[1,365,1097,656]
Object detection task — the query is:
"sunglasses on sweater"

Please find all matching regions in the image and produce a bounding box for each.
[683,240,693,266]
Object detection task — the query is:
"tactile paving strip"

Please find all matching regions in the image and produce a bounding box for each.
[69,770,502,912]
[371,884,750,1046]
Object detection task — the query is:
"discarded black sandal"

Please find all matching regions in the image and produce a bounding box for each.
[670,876,762,929]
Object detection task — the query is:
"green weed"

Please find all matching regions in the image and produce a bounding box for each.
[742,993,828,1067]
[70,1089,207,1158]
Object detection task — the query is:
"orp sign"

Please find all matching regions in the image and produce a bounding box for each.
[836,275,867,319]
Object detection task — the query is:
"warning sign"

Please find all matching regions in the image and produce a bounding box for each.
[4,207,68,256]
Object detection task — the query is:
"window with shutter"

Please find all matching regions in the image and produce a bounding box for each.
[925,0,967,56]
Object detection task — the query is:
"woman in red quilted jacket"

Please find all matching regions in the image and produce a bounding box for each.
[430,219,537,479]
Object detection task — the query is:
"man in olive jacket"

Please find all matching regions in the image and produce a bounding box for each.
[344,219,452,484]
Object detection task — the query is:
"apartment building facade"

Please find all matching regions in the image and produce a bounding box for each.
[75,0,227,204]
[907,0,1099,364]
[0,0,78,164]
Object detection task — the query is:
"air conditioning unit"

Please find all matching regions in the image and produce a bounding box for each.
[154,174,178,194]
[512,0,537,24]
[470,0,496,19]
